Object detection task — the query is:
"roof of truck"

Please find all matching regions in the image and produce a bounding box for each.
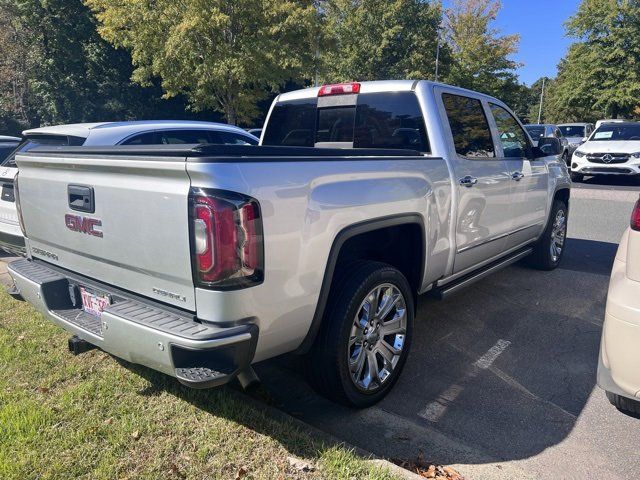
[22,121,252,144]
[275,80,510,106]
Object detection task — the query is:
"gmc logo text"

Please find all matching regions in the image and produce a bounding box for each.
[65,214,103,238]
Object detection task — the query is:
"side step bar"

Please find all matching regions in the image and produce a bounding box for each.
[433,248,533,300]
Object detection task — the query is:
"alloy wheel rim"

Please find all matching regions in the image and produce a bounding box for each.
[348,283,407,392]
[550,209,566,263]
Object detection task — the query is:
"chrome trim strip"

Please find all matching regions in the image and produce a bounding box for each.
[456,222,543,254]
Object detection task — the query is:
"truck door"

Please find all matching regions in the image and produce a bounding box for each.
[487,103,548,249]
[438,90,513,273]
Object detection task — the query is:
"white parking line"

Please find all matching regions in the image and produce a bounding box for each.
[418,339,511,423]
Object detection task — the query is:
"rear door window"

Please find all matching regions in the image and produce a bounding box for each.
[442,93,495,158]
[120,132,158,145]
[158,130,213,144]
[215,131,259,145]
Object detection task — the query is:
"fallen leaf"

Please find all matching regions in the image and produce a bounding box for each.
[37,386,50,394]
[131,430,140,440]
[235,465,248,479]
[17,334,25,341]
[422,465,436,478]
[287,456,315,472]
[104,417,113,425]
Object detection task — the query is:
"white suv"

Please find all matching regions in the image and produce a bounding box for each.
[598,197,640,417]
[571,122,640,182]
[0,121,258,254]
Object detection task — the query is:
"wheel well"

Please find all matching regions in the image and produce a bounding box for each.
[554,187,570,207]
[334,223,424,295]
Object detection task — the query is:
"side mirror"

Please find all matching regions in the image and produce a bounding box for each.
[535,137,562,157]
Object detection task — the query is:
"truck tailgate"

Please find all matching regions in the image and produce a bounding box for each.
[16,152,196,310]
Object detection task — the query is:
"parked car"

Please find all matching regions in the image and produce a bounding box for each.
[558,122,594,154]
[595,118,626,130]
[570,122,640,182]
[598,196,640,417]
[0,121,258,255]
[524,124,571,165]
[0,136,21,164]
[8,80,569,407]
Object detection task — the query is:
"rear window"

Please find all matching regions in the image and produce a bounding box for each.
[2,134,84,167]
[524,125,546,139]
[263,91,429,152]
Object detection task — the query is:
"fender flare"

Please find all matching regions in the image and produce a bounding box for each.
[295,213,426,354]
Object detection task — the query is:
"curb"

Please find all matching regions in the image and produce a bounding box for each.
[228,387,423,479]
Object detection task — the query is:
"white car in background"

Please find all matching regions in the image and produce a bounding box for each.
[570,122,640,182]
[0,121,258,254]
[598,197,640,417]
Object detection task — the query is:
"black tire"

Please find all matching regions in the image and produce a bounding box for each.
[308,261,414,408]
[570,171,583,183]
[606,391,640,419]
[526,199,568,270]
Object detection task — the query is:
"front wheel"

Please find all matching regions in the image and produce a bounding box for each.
[606,391,640,418]
[308,261,414,407]
[526,199,568,270]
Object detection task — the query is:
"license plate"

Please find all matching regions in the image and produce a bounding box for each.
[79,286,112,317]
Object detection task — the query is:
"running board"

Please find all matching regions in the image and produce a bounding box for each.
[433,248,533,300]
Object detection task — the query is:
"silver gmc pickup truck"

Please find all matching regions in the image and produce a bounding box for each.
[8,80,570,407]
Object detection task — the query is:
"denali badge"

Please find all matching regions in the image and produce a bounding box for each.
[31,246,59,261]
[152,287,187,303]
[65,214,103,237]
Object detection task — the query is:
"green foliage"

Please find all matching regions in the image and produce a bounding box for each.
[321,0,444,82]
[443,0,521,99]
[549,0,640,121]
[86,0,319,125]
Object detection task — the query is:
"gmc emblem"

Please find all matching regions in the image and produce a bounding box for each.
[65,214,103,238]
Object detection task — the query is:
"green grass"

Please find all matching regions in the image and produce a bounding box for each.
[0,292,398,480]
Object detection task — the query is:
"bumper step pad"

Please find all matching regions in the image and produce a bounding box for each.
[175,367,234,388]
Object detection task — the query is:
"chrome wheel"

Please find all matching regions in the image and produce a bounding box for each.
[550,209,566,263]
[348,283,407,392]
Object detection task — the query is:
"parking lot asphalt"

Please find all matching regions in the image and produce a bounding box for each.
[255,179,640,480]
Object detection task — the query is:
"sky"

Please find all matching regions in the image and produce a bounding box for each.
[442,0,582,86]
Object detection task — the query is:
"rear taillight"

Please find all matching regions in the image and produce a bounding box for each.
[14,172,26,236]
[318,82,361,96]
[632,198,640,231]
[190,188,263,289]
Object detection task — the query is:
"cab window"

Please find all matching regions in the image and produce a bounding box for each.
[489,103,531,158]
[442,93,495,158]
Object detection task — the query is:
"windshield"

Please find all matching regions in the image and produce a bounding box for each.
[591,124,640,141]
[2,135,84,167]
[525,125,545,138]
[559,125,586,137]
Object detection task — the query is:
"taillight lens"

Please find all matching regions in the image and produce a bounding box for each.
[190,188,263,289]
[631,198,640,231]
[318,82,361,96]
[14,172,26,236]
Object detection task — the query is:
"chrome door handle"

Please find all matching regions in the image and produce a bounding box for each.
[511,171,525,181]
[459,175,478,187]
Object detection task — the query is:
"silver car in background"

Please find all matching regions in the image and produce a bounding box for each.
[524,124,571,165]
[558,122,594,155]
[0,121,258,254]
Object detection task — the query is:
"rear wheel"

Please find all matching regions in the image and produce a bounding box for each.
[606,391,640,418]
[308,261,414,407]
[526,199,568,270]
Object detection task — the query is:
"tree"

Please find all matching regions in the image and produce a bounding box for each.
[321,0,444,82]
[443,0,521,99]
[549,0,640,121]
[85,0,319,125]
